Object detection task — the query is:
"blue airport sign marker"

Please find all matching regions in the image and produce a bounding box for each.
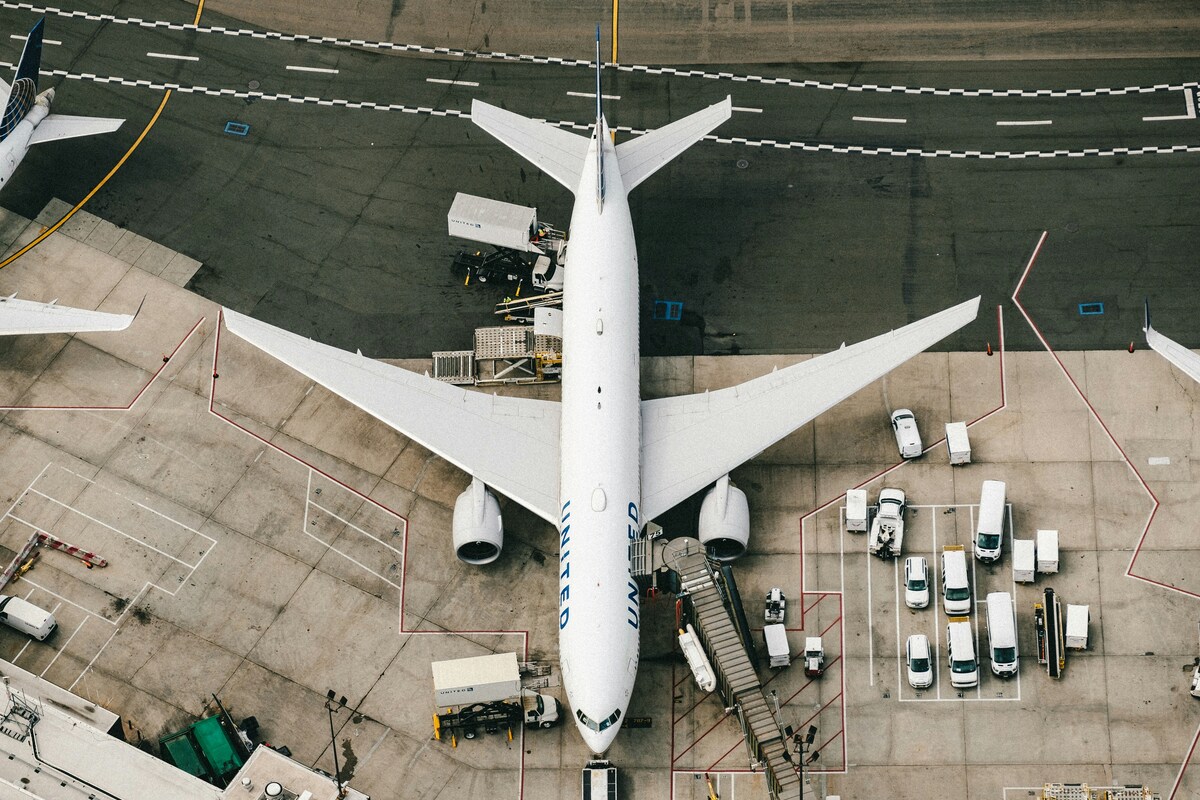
[653,300,683,321]
[224,121,250,136]
[1078,302,1105,316]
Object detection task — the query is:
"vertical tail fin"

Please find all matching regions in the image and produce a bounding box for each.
[0,18,44,141]
[14,18,43,89]
[594,25,605,212]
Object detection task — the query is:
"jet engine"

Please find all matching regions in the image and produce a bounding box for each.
[452,478,503,564]
[698,474,750,561]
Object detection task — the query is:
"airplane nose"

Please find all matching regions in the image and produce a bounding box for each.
[578,723,619,756]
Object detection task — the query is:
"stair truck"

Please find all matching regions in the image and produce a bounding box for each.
[432,652,561,743]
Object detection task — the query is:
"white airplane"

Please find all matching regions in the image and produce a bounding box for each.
[0,293,134,335]
[222,39,980,755]
[1144,301,1200,382]
[0,18,124,191]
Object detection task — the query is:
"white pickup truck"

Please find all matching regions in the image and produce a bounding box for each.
[868,488,906,559]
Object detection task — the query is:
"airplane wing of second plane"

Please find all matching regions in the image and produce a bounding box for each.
[224,296,979,525]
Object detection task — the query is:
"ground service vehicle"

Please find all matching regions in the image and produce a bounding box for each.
[906,634,933,688]
[803,637,826,677]
[941,546,971,615]
[985,592,1018,677]
[431,653,561,740]
[891,409,923,458]
[946,618,979,688]
[904,556,930,609]
[1012,539,1036,583]
[1037,529,1059,573]
[868,488,907,558]
[0,595,56,640]
[945,421,971,465]
[764,588,786,623]
[845,489,868,532]
[974,480,1007,562]
[582,760,617,799]
[1065,604,1089,649]
[765,624,791,668]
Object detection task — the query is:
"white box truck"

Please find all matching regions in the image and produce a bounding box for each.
[945,422,971,465]
[431,653,561,733]
[1036,529,1059,574]
[845,489,868,533]
[1065,604,1089,649]
[764,624,790,668]
[974,480,1006,563]
[1012,539,1036,583]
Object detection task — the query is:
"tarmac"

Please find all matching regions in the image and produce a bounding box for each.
[0,203,1196,799]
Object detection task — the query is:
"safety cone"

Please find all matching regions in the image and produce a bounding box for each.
[986,342,993,357]
[1128,341,1135,353]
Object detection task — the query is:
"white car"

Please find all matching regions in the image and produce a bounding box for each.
[903,556,930,609]
[891,409,923,458]
[906,634,933,689]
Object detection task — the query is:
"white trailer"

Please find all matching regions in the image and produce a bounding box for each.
[765,624,790,668]
[845,489,868,532]
[448,192,540,252]
[945,421,971,465]
[1065,604,1089,649]
[433,652,522,707]
[1012,539,1036,583]
[1036,529,1059,574]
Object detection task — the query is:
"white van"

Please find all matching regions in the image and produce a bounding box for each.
[0,595,56,640]
[985,592,1018,677]
[941,546,971,615]
[974,480,1006,563]
[945,618,979,688]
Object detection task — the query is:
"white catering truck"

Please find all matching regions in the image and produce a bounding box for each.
[432,652,561,739]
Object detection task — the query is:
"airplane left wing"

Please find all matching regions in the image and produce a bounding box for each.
[222,310,562,523]
[639,296,980,521]
[0,295,133,335]
[29,114,124,145]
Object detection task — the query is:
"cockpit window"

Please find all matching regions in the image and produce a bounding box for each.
[576,708,622,732]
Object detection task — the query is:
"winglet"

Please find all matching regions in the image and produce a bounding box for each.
[1143,298,1152,334]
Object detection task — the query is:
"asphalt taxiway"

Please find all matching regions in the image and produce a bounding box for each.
[0,4,1196,358]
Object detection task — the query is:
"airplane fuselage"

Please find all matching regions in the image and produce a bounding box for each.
[557,119,641,755]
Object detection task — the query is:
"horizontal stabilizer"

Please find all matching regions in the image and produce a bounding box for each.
[471,100,590,193]
[1144,305,1200,384]
[0,295,133,335]
[615,96,732,191]
[639,296,980,521]
[222,309,562,523]
[29,114,124,146]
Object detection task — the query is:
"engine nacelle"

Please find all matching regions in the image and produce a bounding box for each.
[698,475,750,561]
[452,478,504,565]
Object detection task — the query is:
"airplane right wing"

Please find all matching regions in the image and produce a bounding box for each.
[29,114,124,146]
[1144,302,1200,383]
[0,295,133,335]
[639,296,980,521]
[222,310,562,524]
